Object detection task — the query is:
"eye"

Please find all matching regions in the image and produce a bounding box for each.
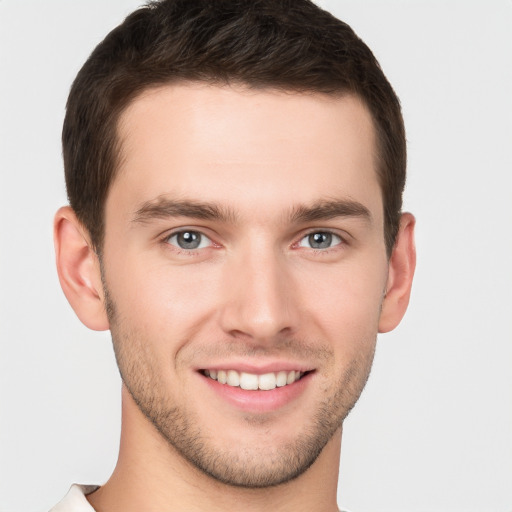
[298,231,343,250]
[166,230,212,250]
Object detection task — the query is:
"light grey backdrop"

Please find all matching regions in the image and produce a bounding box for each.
[1,1,511,511]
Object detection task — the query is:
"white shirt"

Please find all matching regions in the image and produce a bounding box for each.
[49,484,98,512]
[50,483,351,511]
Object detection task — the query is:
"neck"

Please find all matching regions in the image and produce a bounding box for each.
[87,386,342,512]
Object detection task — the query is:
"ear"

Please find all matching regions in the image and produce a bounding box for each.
[54,206,109,331]
[378,212,416,333]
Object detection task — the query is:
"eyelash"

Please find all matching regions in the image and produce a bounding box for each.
[160,228,348,256]
[161,229,217,256]
[295,230,346,253]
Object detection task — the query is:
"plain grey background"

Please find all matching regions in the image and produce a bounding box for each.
[1,1,511,511]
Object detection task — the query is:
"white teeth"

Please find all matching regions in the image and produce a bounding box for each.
[258,372,277,390]
[227,370,239,387]
[239,372,259,390]
[205,369,305,390]
[276,371,287,387]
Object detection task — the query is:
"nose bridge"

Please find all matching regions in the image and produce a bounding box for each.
[220,236,296,341]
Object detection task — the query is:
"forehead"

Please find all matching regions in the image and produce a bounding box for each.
[111,83,381,223]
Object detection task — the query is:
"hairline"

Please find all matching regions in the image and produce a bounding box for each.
[94,79,390,255]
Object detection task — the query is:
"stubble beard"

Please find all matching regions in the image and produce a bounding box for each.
[103,286,376,489]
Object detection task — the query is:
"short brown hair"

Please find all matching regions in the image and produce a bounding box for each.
[63,0,406,255]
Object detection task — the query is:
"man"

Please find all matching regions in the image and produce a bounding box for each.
[52,0,415,510]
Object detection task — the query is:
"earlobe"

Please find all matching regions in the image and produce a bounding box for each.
[378,213,416,333]
[54,206,110,331]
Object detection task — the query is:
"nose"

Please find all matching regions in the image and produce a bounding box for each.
[218,243,299,343]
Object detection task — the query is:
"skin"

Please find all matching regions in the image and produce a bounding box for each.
[54,83,416,512]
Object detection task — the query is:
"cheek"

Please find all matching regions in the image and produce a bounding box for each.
[299,259,387,322]
[296,260,385,363]
[105,254,222,340]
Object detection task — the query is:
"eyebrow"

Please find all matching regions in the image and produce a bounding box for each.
[132,197,371,226]
[132,197,238,224]
[289,199,372,224]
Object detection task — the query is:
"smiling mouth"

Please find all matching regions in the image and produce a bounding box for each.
[200,369,310,391]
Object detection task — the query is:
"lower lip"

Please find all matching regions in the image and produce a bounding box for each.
[201,372,312,414]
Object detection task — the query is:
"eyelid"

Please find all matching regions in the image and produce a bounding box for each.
[167,231,212,249]
[160,226,219,253]
[294,228,349,250]
[157,225,350,254]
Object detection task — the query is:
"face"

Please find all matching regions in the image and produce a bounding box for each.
[101,83,389,487]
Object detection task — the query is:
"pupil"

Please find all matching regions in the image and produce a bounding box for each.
[309,232,331,249]
[178,231,201,249]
